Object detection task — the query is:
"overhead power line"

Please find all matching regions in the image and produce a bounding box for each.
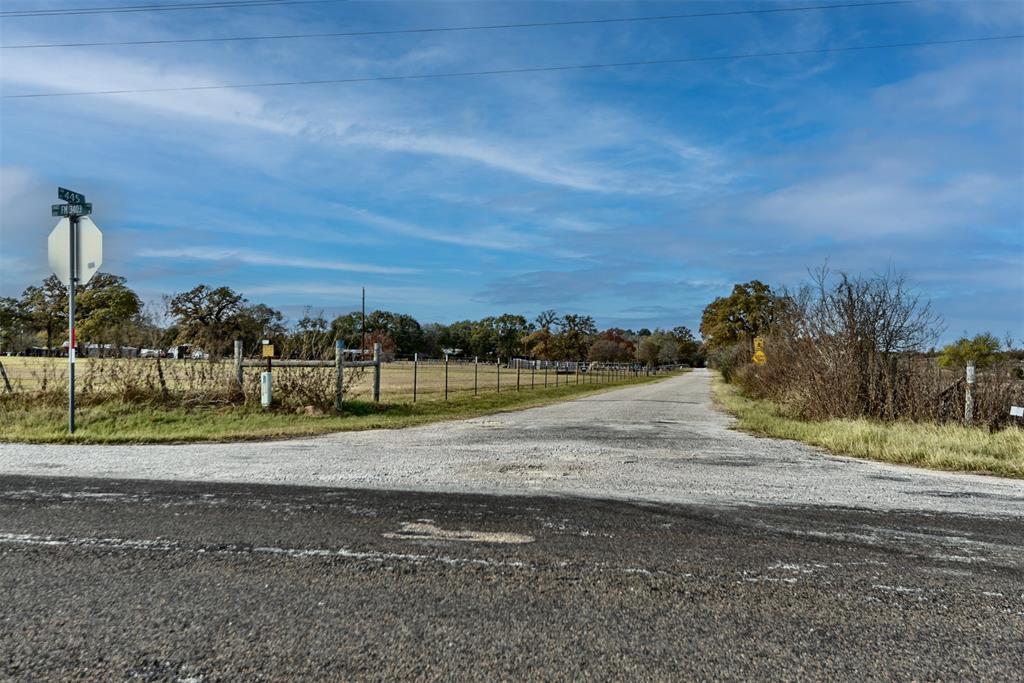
[4,34,1020,100]
[0,0,339,19]
[2,1,917,49]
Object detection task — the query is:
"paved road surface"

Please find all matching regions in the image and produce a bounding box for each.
[1,370,1022,679]
[1,370,1022,516]
[1,476,1022,681]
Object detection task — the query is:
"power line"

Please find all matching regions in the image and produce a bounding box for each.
[2,0,917,48]
[4,34,1020,100]
[0,0,339,19]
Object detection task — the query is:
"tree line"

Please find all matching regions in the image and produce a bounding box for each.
[0,274,704,366]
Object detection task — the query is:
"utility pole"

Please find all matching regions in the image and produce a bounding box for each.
[361,286,366,361]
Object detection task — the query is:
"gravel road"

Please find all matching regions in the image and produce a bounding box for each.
[1,369,1021,516]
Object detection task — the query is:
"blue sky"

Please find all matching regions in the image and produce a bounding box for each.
[1,0,1022,341]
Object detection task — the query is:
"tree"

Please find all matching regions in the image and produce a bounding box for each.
[493,313,531,359]
[938,334,1001,370]
[234,303,286,352]
[75,273,143,347]
[535,309,561,332]
[365,311,424,356]
[671,325,703,366]
[330,312,362,351]
[293,307,331,357]
[0,297,31,352]
[588,338,632,362]
[554,314,597,360]
[699,280,779,351]
[20,275,67,352]
[169,285,246,357]
[637,337,660,367]
[524,328,556,360]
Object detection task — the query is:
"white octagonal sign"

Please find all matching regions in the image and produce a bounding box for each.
[48,216,103,286]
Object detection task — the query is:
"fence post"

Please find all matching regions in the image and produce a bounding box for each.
[531,361,535,389]
[334,340,344,412]
[576,363,580,385]
[413,352,418,403]
[544,363,548,387]
[373,342,382,402]
[234,339,243,389]
[517,361,521,392]
[474,356,478,396]
[497,356,501,393]
[444,354,449,401]
[965,361,975,424]
[0,360,11,393]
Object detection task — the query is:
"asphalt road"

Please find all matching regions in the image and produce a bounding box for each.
[1,476,1022,681]
[2,371,1023,680]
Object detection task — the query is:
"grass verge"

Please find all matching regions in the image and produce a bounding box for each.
[712,377,1024,479]
[0,372,681,445]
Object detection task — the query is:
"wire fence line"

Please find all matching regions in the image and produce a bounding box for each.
[0,342,685,412]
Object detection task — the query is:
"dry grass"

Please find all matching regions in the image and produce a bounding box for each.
[0,371,679,444]
[713,376,1024,479]
[0,356,603,405]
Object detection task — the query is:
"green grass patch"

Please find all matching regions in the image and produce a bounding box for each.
[0,372,681,445]
[712,377,1024,479]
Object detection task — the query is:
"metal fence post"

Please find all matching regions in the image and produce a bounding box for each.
[965,361,975,424]
[444,354,449,401]
[474,356,478,396]
[373,342,382,402]
[413,352,418,403]
[497,356,501,393]
[517,361,521,392]
[531,361,535,389]
[234,339,244,390]
[334,340,344,412]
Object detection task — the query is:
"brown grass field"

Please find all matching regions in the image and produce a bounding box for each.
[0,356,619,403]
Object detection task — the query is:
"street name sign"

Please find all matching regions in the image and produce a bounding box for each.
[48,216,103,286]
[52,203,92,217]
[58,187,85,204]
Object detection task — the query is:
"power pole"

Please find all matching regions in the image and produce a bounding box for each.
[361,286,366,361]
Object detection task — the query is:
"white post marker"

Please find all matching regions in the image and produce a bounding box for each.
[48,189,102,433]
[1011,406,1024,418]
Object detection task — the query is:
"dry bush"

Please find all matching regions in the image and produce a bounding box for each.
[731,266,1024,428]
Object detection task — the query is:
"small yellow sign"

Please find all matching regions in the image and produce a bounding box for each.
[752,337,767,365]
[261,344,275,358]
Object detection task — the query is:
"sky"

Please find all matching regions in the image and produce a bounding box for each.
[1,0,1022,341]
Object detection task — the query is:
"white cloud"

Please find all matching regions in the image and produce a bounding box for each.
[136,246,418,274]
[750,170,1009,237]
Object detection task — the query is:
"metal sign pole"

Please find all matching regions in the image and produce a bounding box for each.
[68,214,78,433]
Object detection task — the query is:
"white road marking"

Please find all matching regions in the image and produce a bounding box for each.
[382,522,534,544]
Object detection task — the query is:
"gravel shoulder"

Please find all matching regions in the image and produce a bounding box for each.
[1,369,1022,516]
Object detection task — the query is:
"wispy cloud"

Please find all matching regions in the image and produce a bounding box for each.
[136,247,418,275]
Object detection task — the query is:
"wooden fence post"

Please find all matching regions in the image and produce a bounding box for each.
[444,354,449,401]
[474,356,478,396]
[373,342,382,402]
[234,339,243,389]
[413,353,418,403]
[334,340,344,412]
[497,356,501,393]
[965,361,975,424]
[517,361,521,392]
[0,360,12,394]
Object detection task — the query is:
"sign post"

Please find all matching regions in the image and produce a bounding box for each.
[48,188,102,433]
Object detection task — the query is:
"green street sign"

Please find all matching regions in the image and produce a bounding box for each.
[52,203,92,217]
[58,187,85,204]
